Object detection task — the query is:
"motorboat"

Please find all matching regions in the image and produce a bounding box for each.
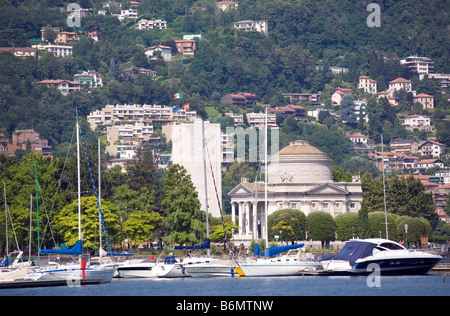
[183,259,237,278]
[152,255,217,278]
[236,244,324,277]
[116,260,156,279]
[325,238,442,276]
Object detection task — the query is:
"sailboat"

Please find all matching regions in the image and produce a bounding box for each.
[0,186,34,281]
[234,109,324,277]
[152,120,225,278]
[25,115,116,283]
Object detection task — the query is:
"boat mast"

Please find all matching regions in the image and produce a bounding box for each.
[264,107,268,253]
[34,161,40,265]
[76,109,82,242]
[3,182,8,258]
[98,138,102,257]
[381,134,388,240]
[201,120,210,257]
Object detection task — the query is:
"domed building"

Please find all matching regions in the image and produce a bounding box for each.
[228,140,363,245]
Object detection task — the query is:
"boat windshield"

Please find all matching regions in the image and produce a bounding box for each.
[377,242,405,250]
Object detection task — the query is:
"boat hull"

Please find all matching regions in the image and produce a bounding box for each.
[184,263,237,278]
[26,266,116,283]
[152,264,190,278]
[352,256,442,276]
[238,260,323,277]
[117,263,156,279]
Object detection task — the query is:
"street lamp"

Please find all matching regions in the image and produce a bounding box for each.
[404,224,408,249]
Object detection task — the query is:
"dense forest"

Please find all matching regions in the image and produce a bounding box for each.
[0,0,449,252]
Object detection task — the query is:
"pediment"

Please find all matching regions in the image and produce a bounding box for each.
[306,182,349,195]
[228,183,254,196]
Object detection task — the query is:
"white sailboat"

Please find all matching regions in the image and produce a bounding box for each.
[235,109,324,277]
[25,115,115,283]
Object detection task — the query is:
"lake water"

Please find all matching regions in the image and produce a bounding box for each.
[1,274,449,298]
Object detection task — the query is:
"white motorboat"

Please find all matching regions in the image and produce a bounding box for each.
[183,259,237,278]
[116,260,156,279]
[325,238,442,275]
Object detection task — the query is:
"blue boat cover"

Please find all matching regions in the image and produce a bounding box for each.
[41,240,83,255]
[254,243,304,257]
[266,243,304,257]
[331,241,377,266]
[106,252,133,257]
[1,256,9,267]
[254,242,262,256]
[174,238,210,250]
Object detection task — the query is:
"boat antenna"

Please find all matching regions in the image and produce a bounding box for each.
[381,134,388,240]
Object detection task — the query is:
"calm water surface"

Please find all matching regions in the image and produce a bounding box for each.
[1,274,449,296]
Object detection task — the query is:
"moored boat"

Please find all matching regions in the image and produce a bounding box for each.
[325,238,442,276]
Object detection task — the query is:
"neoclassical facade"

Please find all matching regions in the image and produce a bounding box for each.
[228,140,363,245]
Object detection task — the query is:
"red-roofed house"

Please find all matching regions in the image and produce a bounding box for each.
[416,158,444,172]
[331,88,352,105]
[402,115,432,132]
[419,141,446,157]
[414,93,434,109]
[358,76,377,94]
[388,77,412,92]
[349,132,368,147]
[37,79,82,95]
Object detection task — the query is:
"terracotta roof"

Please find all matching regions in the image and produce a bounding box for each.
[389,77,411,83]
[414,93,433,98]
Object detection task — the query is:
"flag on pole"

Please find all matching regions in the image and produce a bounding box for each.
[172,105,179,112]
[182,103,190,110]
[174,92,182,99]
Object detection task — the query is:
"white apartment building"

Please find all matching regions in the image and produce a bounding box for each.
[87,104,197,130]
[245,112,277,129]
[119,9,138,21]
[401,56,434,75]
[138,19,167,30]
[402,115,432,132]
[234,20,268,35]
[33,44,73,57]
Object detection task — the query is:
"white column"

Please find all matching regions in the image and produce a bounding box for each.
[245,201,251,235]
[231,202,236,224]
[238,202,244,234]
[252,201,258,239]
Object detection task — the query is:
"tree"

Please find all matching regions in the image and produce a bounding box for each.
[268,209,307,243]
[123,211,163,248]
[161,164,203,244]
[368,211,398,240]
[335,213,359,241]
[307,211,335,248]
[52,196,121,250]
[340,94,357,126]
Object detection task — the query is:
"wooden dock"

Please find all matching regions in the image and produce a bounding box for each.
[0,278,103,289]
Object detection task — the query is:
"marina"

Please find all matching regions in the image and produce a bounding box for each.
[0,273,448,296]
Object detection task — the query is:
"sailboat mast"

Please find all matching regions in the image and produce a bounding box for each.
[76,111,82,242]
[34,161,40,265]
[201,120,210,257]
[381,134,388,240]
[264,107,268,252]
[98,138,102,256]
[3,182,8,257]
